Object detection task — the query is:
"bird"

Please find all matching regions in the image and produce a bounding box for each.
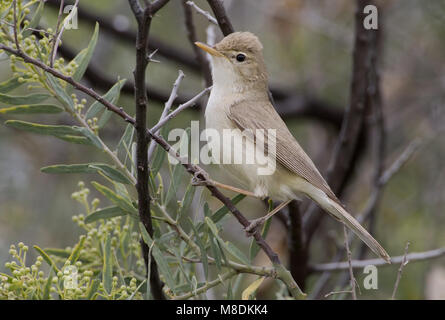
[195,31,391,263]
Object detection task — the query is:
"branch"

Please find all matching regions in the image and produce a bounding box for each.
[206,0,234,36]
[147,70,185,163]
[182,0,212,87]
[304,0,379,244]
[128,0,170,300]
[310,247,445,272]
[343,226,357,300]
[186,1,218,25]
[391,242,410,299]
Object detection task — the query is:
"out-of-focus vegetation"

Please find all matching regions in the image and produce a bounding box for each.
[0,0,444,299]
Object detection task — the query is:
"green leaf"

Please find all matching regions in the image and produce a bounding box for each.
[102,234,113,294]
[22,1,45,38]
[55,134,93,145]
[0,104,63,114]
[177,181,195,223]
[72,23,99,82]
[5,120,78,135]
[33,245,60,273]
[85,79,126,125]
[205,217,250,265]
[249,216,272,261]
[210,194,246,224]
[46,73,74,111]
[42,267,54,300]
[241,277,264,300]
[41,163,132,184]
[73,127,103,149]
[116,123,134,154]
[0,77,24,93]
[85,206,132,224]
[68,236,86,264]
[139,224,176,294]
[150,127,167,177]
[188,218,208,280]
[86,279,100,300]
[0,93,50,105]
[92,181,138,215]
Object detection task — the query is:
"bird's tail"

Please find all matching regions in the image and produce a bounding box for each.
[308,190,391,263]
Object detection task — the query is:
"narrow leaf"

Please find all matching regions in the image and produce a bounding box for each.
[241,277,265,300]
[0,77,24,93]
[0,104,63,114]
[85,206,129,224]
[46,73,74,111]
[22,1,45,38]
[5,120,79,136]
[102,234,113,294]
[139,224,176,293]
[33,245,60,273]
[72,23,99,82]
[85,79,126,122]
[0,93,50,105]
[92,181,138,215]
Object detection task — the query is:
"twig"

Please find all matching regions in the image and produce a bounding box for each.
[49,0,65,67]
[324,289,354,299]
[149,85,212,133]
[182,0,212,87]
[391,242,410,300]
[12,0,20,50]
[206,0,234,36]
[310,247,445,272]
[147,70,185,163]
[186,1,218,25]
[343,225,357,300]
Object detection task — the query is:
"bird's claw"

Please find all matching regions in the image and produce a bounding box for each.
[245,218,265,236]
[191,169,213,187]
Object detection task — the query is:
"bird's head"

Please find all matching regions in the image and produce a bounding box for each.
[195,32,268,93]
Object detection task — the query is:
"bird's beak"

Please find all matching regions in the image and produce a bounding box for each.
[194,42,225,58]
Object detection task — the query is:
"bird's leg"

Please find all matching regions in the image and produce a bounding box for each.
[245,200,292,235]
[191,169,262,199]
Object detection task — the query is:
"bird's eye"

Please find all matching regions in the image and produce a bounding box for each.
[236,53,246,62]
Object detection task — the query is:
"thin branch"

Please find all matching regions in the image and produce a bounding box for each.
[391,242,410,300]
[49,0,65,67]
[206,0,234,36]
[182,0,212,87]
[12,0,20,50]
[147,70,185,163]
[310,247,445,272]
[186,1,218,25]
[343,225,357,300]
[149,85,212,133]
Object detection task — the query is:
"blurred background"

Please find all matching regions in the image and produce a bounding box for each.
[1,0,445,299]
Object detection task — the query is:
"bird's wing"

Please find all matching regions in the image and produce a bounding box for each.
[228,99,339,203]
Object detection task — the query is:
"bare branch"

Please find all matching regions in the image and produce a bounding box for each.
[391,242,410,300]
[206,0,234,36]
[186,1,218,25]
[343,225,357,300]
[182,0,212,87]
[310,247,445,272]
[49,0,65,67]
[149,86,212,133]
[147,70,185,162]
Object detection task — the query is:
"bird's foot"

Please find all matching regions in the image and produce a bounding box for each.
[191,168,214,187]
[245,218,265,236]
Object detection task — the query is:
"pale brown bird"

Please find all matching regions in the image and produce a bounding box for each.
[195,32,391,263]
